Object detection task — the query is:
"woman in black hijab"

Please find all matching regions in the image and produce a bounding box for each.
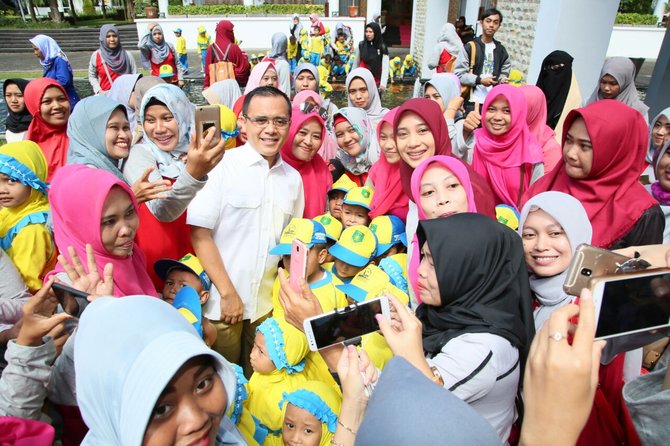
[354,22,389,91]
[536,50,583,139]
[2,79,32,143]
[379,213,534,442]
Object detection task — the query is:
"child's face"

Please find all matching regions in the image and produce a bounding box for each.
[334,258,364,279]
[338,35,346,43]
[100,186,139,257]
[143,356,226,446]
[250,332,277,374]
[162,269,206,305]
[376,244,402,262]
[341,203,370,228]
[0,174,31,208]
[282,246,326,284]
[282,403,323,446]
[328,190,346,220]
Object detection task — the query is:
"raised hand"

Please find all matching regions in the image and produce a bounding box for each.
[131,166,172,204]
[57,244,114,298]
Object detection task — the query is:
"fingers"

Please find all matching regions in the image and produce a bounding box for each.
[85,244,99,277]
[336,344,352,376]
[44,312,74,334]
[58,251,78,281]
[140,166,155,182]
[68,246,87,278]
[200,125,216,149]
[572,289,597,354]
[24,277,56,315]
[375,312,393,338]
[546,303,580,351]
[474,100,480,113]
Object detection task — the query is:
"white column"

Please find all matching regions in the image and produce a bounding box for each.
[367,0,382,22]
[464,0,480,30]
[526,0,618,98]
[158,0,169,17]
[417,0,450,77]
[653,0,665,22]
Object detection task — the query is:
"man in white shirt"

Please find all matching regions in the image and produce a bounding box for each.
[188,86,304,373]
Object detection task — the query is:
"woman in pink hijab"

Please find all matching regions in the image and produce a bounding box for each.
[520,85,562,172]
[292,89,339,160]
[47,164,158,297]
[472,84,544,211]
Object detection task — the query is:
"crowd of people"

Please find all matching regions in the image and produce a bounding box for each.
[1,7,669,445]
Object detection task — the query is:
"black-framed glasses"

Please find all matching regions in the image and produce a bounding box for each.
[243,115,291,128]
[299,101,329,121]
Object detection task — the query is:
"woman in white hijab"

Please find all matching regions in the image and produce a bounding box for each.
[427,23,463,73]
[75,295,246,445]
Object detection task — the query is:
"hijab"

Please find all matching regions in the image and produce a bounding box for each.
[651,139,670,205]
[519,191,592,329]
[24,78,70,182]
[140,23,170,66]
[280,106,332,218]
[132,76,164,117]
[436,23,463,56]
[334,107,379,175]
[138,83,195,179]
[29,34,69,71]
[292,90,339,160]
[647,107,670,163]
[243,61,277,95]
[524,99,658,248]
[0,141,50,238]
[279,381,341,446]
[294,63,320,92]
[108,73,142,130]
[587,57,649,119]
[472,84,543,209]
[67,96,127,181]
[47,164,158,297]
[290,14,303,40]
[519,84,562,171]
[2,79,32,134]
[202,79,242,109]
[269,32,288,60]
[98,24,132,74]
[358,22,387,81]
[536,50,574,129]
[75,295,242,445]
[355,357,501,446]
[421,73,461,115]
[394,98,497,219]
[415,213,535,359]
[345,68,389,125]
[368,108,409,220]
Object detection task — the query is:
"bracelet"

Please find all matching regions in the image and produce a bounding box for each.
[337,419,357,435]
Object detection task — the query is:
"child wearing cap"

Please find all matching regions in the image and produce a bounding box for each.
[154,253,217,346]
[158,64,174,79]
[341,186,374,228]
[287,36,299,72]
[270,218,348,317]
[369,214,407,261]
[248,317,309,444]
[325,225,377,285]
[280,381,342,446]
[313,213,342,263]
[379,253,409,296]
[327,174,356,222]
[197,25,212,73]
[336,264,409,369]
[249,53,259,70]
[173,28,188,75]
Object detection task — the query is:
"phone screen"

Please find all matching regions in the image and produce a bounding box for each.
[52,283,83,316]
[202,121,216,133]
[597,272,670,339]
[309,299,382,349]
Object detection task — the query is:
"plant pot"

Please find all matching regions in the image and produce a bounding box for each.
[145,6,158,18]
[349,6,359,17]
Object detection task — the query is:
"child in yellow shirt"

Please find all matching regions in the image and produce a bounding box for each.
[197,25,212,73]
[308,25,325,66]
[173,28,188,75]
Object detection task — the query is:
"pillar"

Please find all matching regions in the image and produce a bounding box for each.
[412,0,451,77]
[367,0,382,22]
[646,25,670,117]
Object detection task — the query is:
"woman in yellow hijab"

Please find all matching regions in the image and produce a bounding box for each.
[280,380,342,446]
[0,141,55,292]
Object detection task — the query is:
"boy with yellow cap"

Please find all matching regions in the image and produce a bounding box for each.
[313,213,342,263]
[341,186,374,228]
[197,25,212,73]
[327,174,356,222]
[325,225,377,285]
[401,54,417,78]
[173,28,188,75]
[389,56,402,83]
[369,214,407,261]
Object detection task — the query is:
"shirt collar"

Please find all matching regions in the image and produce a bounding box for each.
[238,142,285,170]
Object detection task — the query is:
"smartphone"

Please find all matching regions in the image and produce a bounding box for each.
[195,105,221,146]
[289,239,308,294]
[563,244,633,296]
[52,282,85,316]
[303,296,391,351]
[589,269,670,340]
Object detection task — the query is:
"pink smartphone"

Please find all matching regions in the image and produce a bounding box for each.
[289,239,308,293]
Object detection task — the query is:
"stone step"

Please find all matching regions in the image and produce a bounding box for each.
[0,24,138,53]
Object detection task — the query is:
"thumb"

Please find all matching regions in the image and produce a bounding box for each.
[591,340,606,388]
[375,313,393,338]
[140,166,155,182]
[44,312,74,333]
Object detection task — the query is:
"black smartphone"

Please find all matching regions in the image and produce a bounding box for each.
[51,282,85,316]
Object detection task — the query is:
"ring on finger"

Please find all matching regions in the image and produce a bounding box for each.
[549,331,566,342]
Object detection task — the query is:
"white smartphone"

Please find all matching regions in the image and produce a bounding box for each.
[303,295,391,351]
[590,268,670,341]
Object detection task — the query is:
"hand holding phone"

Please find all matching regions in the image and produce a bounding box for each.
[16,277,74,348]
[52,282,86,316]
[563,244,636,296]
[195,105,221,147]
[289,240,308,294]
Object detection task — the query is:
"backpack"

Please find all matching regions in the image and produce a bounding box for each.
[209,43,236,82]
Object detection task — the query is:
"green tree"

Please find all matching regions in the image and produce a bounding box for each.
[618,0,653,14]
[83,0,96,15]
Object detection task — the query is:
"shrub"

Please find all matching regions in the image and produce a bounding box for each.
[168,4,325,16]
[82,0,96,16]
[615,12,658,25]
[618,0,653,14]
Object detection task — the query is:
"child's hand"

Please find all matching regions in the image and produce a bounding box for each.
[16,277,73,348]
[375,294,424,365]
[186,127,226,180]
[57,244,114,298]
[278,267,323,331]
[131,166,172,204]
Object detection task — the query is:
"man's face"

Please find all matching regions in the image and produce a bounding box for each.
[481,14,501,38]
[243,95,291,164]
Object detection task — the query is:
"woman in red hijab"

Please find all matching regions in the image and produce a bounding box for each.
[524,99,663,249]
[203,20,251,88]
[24,78,70,181]
[280,105,332,218]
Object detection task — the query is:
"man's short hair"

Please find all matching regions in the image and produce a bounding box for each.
[481,8,503,23]
[242,86,292,117]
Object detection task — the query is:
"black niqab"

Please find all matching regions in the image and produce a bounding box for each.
[536,50,574,130]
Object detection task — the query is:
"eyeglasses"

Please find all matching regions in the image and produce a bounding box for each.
[299,101,329,121]
[243,115,291,128]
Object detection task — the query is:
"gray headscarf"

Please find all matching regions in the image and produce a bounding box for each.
[67,96,128,181]
[294,63,320,91]
[437,23,463,56]
[421,73,462,117]
[202,79,242,109]
[346,68,389,126]
[108,73,142,131]
[587,57,649,120]
[518,191,593,330]
[99,24,132,74]
[648,107,670,163]
[138,24,170,66]
[269,32,288,61]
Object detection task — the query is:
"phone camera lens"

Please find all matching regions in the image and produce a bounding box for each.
[581,268,592,277]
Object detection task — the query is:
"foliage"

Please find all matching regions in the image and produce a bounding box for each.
[0,16,69,28]
[168,4,325,16]
[618,0,653,14]
[82,0,96,16]
[615,12,658,25]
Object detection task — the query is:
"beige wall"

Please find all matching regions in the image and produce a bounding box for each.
[494,0,542,82]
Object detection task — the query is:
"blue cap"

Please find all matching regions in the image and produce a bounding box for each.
[328,225,377,268]
[269,218,327,256]
[172,286,203,337]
